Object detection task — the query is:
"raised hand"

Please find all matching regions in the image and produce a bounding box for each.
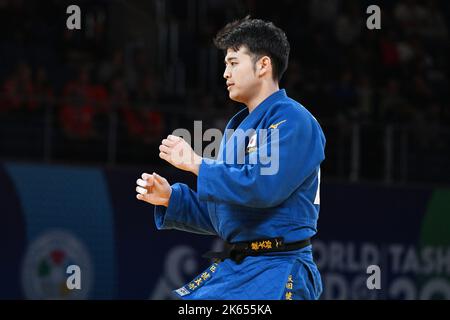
[136,172,172,207]
[159,135,202,175]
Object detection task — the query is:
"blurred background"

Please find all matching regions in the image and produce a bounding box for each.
[0,0,449,299]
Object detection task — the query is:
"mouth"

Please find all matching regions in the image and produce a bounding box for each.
[226,83,234,90]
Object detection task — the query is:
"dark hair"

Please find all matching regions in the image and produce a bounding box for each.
[214,16,290,82]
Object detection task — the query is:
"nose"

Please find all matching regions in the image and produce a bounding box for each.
[223,65,231,79]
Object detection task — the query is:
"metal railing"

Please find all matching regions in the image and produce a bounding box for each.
[1,103,449,185]
[321,120,450,184]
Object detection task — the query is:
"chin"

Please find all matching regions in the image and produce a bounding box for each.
[228,91,243,103]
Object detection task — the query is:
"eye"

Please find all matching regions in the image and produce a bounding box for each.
[224,60,238,67]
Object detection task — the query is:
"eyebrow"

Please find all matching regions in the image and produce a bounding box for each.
[224,57,238,64]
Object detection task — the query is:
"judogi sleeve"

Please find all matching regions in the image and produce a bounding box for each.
[154,183,216,235]
[198,110,325,208]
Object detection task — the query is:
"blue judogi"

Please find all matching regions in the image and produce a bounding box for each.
[154,89,326,300]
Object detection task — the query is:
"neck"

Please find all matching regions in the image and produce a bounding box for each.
[246,81,280,113]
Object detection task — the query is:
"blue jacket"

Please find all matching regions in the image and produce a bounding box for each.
[154,89,326,299]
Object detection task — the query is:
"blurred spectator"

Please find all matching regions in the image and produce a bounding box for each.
[126,48,152,92]
[123,72,165,144]
[422,0,448,41]
[309,0,340,27]
[0,0,448,179]
[0,63,35,113]
[122,106,164,145]
[333,71,357,121]
[33,67,54,113]
[380,31,401,68]
[379,79,412,124]
[98,49,126,87]
[59,66,108,140]
[335,2,363,46]
[354,75,374,122]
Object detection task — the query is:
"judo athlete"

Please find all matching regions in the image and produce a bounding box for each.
[136,17,326,300]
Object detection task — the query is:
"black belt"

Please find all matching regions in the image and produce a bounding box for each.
[202,237,311,264]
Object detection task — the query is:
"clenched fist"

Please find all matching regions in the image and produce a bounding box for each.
[159,135,202,175]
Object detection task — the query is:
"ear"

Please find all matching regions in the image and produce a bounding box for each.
[258,56,272,78]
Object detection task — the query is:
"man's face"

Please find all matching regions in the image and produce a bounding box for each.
[223,47,261,104]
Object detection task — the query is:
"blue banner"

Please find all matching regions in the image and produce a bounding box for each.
[1,162,449,299]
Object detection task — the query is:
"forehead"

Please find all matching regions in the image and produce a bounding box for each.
[224,46,251,61]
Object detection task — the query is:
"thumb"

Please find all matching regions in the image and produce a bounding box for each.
[153,172,167,185]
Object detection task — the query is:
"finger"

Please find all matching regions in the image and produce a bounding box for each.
[153,172,167,185]
[136,193,160,205]
[159,144,171,154]
[151,173,164,190]
[141,173,154,185]
[136,186,147,194]
[162,139,175,147]
[142,172,152,180]
[136,178,147,188]
[159,152,170,162]
[167,135,181,142]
